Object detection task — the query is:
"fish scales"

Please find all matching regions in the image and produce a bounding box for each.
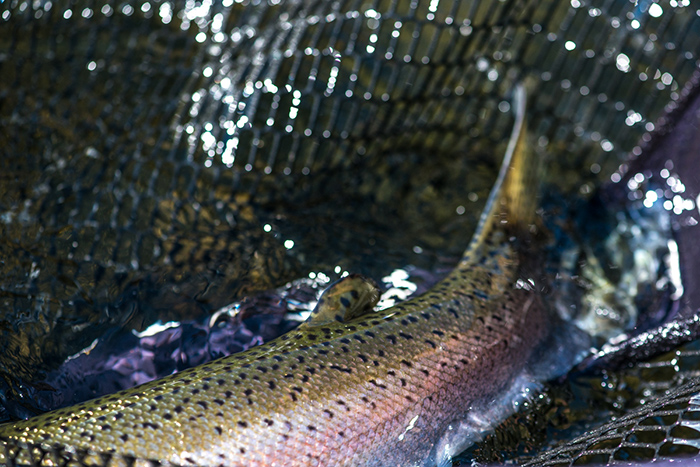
[0,86,561,466]
[0,237,548,467]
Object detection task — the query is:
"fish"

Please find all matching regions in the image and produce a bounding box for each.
[0,85,588,467]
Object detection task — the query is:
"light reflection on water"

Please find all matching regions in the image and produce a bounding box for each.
[1,0,700,464]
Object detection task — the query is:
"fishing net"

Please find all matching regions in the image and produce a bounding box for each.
[1,0,700,464]
[519,339,700,466]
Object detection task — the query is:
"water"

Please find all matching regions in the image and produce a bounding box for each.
[1,0,699,464]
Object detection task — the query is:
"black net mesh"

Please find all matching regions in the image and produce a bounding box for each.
[522,339,700,466]
[2,0,700,465]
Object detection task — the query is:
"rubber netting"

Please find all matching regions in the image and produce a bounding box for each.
[521,338,700,467]
[2,0,700,465]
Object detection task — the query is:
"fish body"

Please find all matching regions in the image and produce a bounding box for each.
[0,87,582,466]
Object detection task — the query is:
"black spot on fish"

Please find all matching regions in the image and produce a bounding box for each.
[197,401,208,410]
[432,330,444,336]
[192,389,200,395]
[244,389,253,396]
[120,434,129,442]
[215,426,223,435]
[386,335,397,344]
[237,421,248,428]
[400,360,413,367]
[257,366,268,373]
[424,339,437,348]
[202,384,210,390]
[264,418,274,426]
[142,422,159,429]
[183,397,191,404]
[164,413,172,420]
[225,391,233,398]
[308,425,317,431]
[369,379,387,389]
[214,399,224,406]
[399,332,413,340]
[400,378,407,387]
[268,381,276,390]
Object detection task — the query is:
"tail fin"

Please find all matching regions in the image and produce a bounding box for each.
[461,83,539,260]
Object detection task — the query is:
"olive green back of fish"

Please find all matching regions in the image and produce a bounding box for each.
[0,85,549,467]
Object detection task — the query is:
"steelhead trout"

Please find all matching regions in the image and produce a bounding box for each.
[0,87,586,467]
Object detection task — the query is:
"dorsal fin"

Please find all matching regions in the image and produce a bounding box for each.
[302,274,381,327]
[460,83,538,262]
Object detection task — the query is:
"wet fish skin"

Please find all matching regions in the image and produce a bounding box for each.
[0,240,549,467]
[0,87,558,466]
